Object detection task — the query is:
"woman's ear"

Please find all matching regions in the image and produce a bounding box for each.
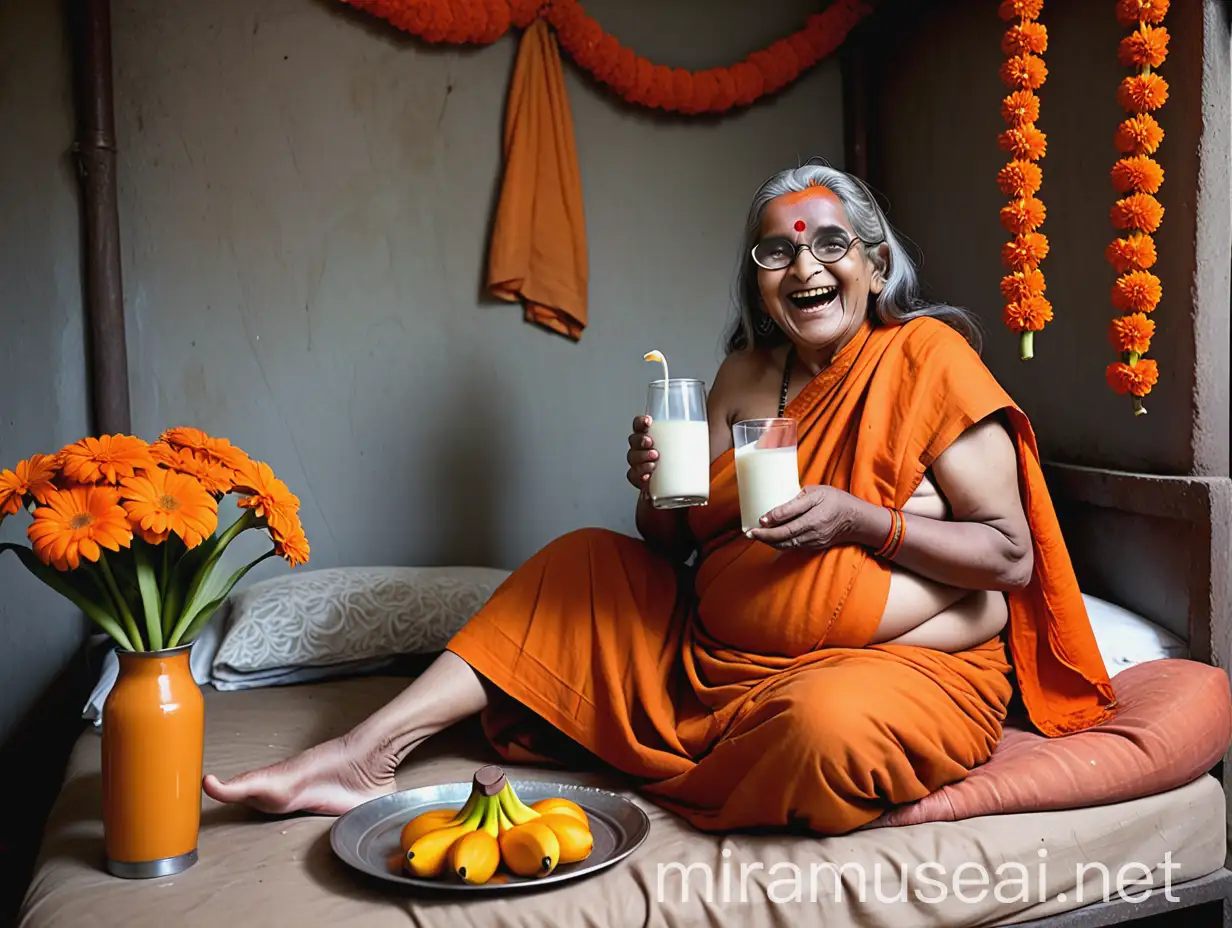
[870,243,890,295]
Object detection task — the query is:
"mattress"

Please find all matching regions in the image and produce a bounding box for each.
[18,676,1227,928]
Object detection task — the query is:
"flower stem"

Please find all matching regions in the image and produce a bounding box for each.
[99,553,144,652]
[168,549,276,648]
[1133,397,1147,416]
[174,509,256,638]
[1019,330,1034,361]
[133,541,164,651]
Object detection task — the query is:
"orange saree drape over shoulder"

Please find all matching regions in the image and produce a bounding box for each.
[446,316,1115,834]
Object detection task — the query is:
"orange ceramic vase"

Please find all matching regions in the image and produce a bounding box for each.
[101,644,204,878]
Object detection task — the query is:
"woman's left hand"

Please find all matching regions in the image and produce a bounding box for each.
[746,484,861,551]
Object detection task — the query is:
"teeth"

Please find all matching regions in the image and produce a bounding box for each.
[789,286,837,300]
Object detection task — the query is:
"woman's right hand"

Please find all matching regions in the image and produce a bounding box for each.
[626,415,658,491]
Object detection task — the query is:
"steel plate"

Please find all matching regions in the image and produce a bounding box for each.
[330,779,650,892]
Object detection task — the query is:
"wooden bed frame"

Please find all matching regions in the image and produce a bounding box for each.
[1018,463,1232,928]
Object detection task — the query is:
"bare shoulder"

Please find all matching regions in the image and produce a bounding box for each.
[706,346,782,460]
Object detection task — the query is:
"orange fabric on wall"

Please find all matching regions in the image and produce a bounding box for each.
[447,316,1116,832]
[487,19,588,340]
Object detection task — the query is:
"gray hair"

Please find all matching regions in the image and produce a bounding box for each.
[724,162,983,354]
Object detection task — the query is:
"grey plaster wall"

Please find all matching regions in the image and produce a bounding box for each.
[110,0,845,577]
[0,0,92,746]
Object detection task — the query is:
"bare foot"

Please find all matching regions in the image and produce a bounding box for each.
[202,734,397,815]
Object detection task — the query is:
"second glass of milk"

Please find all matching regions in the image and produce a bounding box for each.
[645,378,710,509]
[733,418,801,532]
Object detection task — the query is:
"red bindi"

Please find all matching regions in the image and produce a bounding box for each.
[793,220,806,232]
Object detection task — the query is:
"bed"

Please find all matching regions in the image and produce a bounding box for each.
[16,466,1232,928]
[16,673,1230,928]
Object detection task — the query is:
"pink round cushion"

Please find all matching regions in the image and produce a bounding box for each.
[867,658,1232,828]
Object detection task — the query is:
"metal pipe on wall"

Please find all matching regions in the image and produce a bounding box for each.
[72,0,131,436]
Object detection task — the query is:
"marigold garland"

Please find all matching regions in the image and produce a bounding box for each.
[340,0,874,114]
[997,0,1050,360]
[1106,0,1169,415]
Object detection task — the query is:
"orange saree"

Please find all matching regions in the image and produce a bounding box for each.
[446,316,1115,834]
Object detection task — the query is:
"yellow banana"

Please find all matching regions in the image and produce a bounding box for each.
[497,781,541,826]
[404,796,485,878]
[536,812,593,864]
[447,790,481,825]
[499,820,560,878]
[400,807,461,852]
[496,802,515,835]
[530,797,589,828]
[450,796,501,885]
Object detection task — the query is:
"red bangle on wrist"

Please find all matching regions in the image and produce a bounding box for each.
[874,508,905,559]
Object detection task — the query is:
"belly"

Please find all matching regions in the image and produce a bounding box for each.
[694,542,837,658]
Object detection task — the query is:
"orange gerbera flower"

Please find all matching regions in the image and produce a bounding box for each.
[0,453,59,517]
[232,459,300,537]
[149,442,236,495]
[1109,314,1156,354]
[159,426,252,472]
[1000,269,1046,302]
[1105,359,1159,396]
[1111,193,1165,233]
[1002,22,1048,56]
[1002,232,1050,270]
[274,527,311,568]
[998,125,1048,161]
[997,160,1043,198]
[1003,295,1053,333]
[1118,24,1169,68]
[1105,235,1158,274]
[1112,270,1163,312]
[27,486,132,571]
[999,0,1043,21]
[59,435,155,486]
[1111,156,1164,195]
[1116,0,1169,28]
[999,54,1047,91]
[1000,197,1047,235]
[119,468,219,548]
[1115,114,1164,155]
[1001,90,1040,127]
[1117,73,1169,113]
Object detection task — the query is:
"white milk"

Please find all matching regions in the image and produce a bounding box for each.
[735,444,801,531]
[648,419,710,506]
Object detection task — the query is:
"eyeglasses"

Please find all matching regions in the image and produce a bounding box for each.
[751,233,871,271]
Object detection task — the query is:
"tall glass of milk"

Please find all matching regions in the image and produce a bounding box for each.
[645,379,710,508]
[733,418,801,532]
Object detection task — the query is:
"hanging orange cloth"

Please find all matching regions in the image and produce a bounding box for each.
[487,19,588,340]
[447,316,1116,833]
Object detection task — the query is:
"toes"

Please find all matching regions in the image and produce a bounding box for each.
[203,771,290,813]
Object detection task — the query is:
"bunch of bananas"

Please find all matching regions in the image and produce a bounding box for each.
[399,765,594,885]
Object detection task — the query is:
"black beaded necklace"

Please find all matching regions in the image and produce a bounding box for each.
[778,347,795,418]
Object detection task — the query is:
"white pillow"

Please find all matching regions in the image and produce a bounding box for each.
[210,565,511,690]
[1082,593,1187,676]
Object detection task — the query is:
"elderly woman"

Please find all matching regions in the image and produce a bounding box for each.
[205,163,1115,834]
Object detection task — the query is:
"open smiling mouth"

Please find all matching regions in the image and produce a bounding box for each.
[786,285,839,312]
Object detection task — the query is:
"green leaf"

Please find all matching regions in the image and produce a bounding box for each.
[174,511,255,635]
[133,542,163,651]
[168,549,274,647]
[98,554,144,652]
[0,543,135,650]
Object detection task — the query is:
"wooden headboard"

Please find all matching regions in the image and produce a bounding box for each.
[1044,462,1232,672]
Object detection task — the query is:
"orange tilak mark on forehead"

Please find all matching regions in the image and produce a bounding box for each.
[773,183,838,207]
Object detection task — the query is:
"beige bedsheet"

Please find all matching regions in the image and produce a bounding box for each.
[18,676,1227,928]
